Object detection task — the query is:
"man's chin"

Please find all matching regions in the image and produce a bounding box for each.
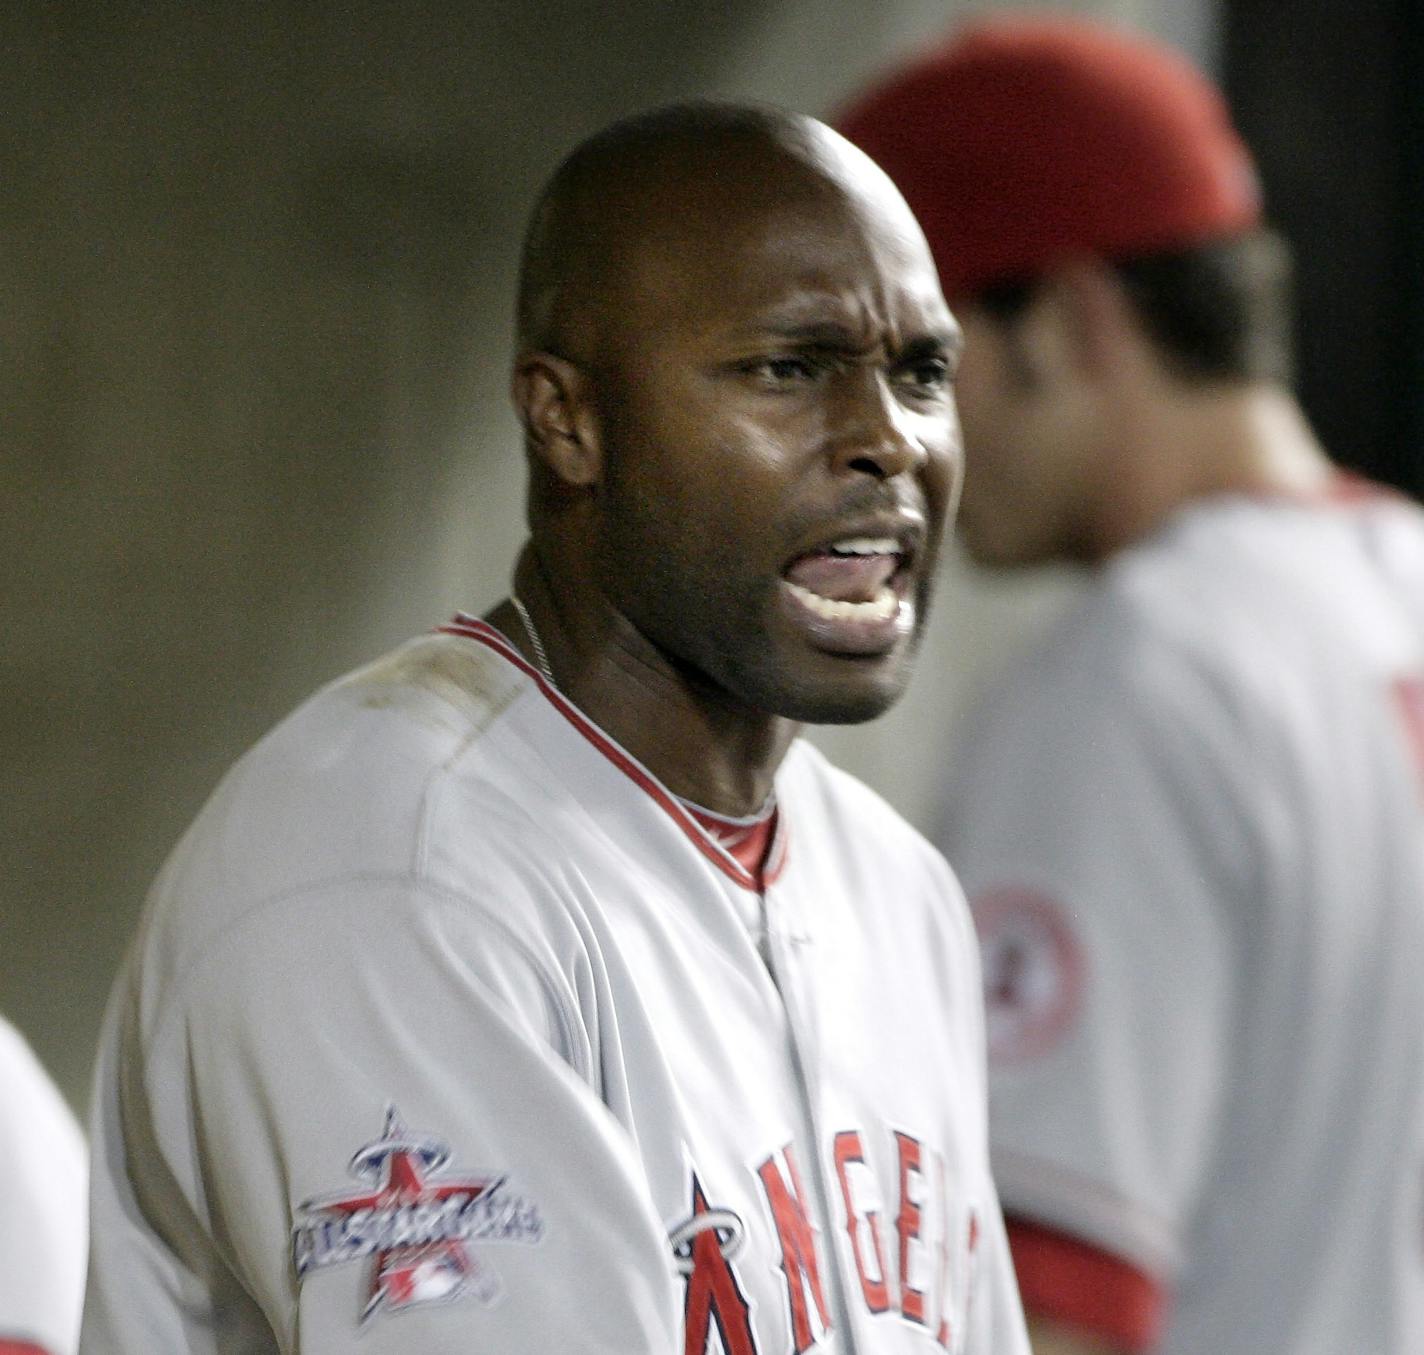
[771,662,913,727]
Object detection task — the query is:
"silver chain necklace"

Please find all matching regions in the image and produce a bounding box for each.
[509,594,555,686]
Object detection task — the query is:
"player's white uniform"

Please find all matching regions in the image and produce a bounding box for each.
[0,1017,88,1355]
[83,616,1029,1355]
[936,487,1424,1353]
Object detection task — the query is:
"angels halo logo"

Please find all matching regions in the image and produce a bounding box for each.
[972,886,1084,1063]
[292,1106,544,1321]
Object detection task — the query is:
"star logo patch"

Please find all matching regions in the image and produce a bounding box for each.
[292,1106,544,1321]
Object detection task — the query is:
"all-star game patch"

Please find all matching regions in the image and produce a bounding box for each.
[292,1106,544,1322]
[971,886,1084,1064]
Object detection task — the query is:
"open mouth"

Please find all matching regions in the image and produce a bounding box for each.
[780,535,914,653]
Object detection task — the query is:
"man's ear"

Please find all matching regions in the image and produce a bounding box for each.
[510,352,603,488]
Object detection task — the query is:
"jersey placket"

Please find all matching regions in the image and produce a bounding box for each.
[761,881,864,1355]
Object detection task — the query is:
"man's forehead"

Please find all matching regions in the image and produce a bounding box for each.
[725,292,962,351]
[624,193,952,338]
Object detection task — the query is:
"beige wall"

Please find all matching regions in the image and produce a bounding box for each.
[4,0,1210,1111]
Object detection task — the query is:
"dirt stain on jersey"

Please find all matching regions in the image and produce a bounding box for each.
[352,637,525,754]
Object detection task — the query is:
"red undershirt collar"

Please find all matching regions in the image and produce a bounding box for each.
[677,797,780,887]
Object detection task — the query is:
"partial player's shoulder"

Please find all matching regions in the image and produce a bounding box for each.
[1088,501,1280,647]
[945,535,1259,813]
[943,491,1423,823]
[0,1016,85,1170]
[1350,489,1424,631]
[998,498,1343,706]
[1111,493,1424,698]
[971,559,1199,724]
[781,744,986,1046]
[1109,490,1424,643]
[0,1016,57,1108]
[0,1013,37,1082]
[0,1016,86,1355]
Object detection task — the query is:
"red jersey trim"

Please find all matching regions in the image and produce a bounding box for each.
[0,1340,55,1355]
[1006,1216,1165,1353]
[1316,469,1401,505]
[682,802,780,889]
[437,614,788,892]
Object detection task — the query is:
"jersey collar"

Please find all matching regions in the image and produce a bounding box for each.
[436,614,789,892]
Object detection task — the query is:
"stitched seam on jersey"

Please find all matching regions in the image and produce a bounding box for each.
[398,629,578,899]
[143,872,586,1083]
[406,750,620,1085]
[411,700,527,882]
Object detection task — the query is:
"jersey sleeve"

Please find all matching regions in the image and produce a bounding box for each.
[936,609,1251,1330]
[0,1024,87,1355]
[116,876,681,1354]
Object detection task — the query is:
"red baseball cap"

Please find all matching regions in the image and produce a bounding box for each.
[836,13,1262,300]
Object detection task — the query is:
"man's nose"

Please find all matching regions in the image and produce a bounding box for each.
[827,370,926,479]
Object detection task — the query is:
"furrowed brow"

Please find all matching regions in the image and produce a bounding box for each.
[740,319,867,349]
[730,313,962,359]
[899,329,963,364]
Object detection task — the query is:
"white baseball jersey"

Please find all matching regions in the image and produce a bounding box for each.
[83,615,1029,1355]
[936,486,1424,1353]
[0,1017,88,1355]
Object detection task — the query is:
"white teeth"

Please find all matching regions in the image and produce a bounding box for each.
[828,536,899,556]
[786,582,899,622]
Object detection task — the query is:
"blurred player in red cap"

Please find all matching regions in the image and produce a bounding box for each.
[843,15,1424,1355]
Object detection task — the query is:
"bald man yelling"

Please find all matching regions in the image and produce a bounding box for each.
[83,103,1030,1355]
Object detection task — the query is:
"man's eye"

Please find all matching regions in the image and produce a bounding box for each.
[896,357,952,394]
[746,356,820,385]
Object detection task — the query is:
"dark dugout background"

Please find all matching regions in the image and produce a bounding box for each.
[1225,0,1424,498]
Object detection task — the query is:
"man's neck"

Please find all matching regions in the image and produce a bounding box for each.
[1091,382,1334,557]
[491,551,798,818]
[563,650,797,816]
